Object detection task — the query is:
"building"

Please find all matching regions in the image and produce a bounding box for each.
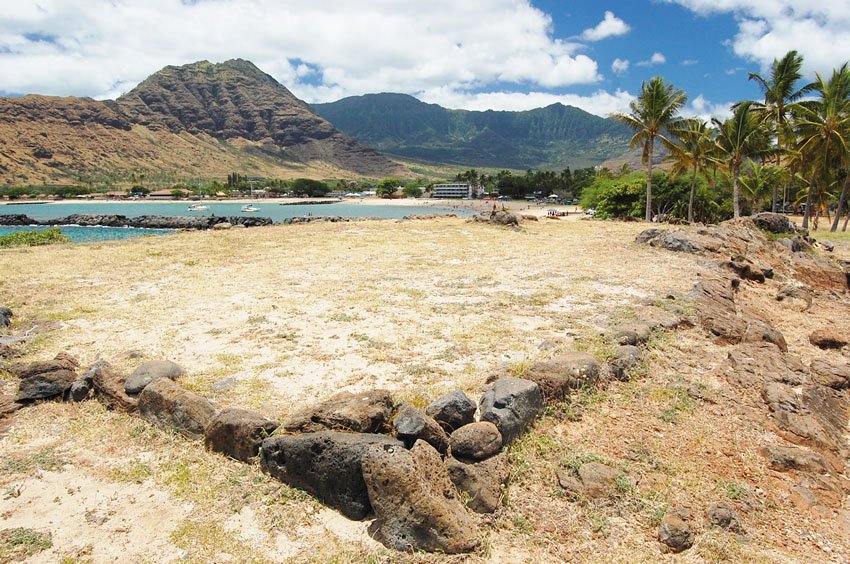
[431,183,473,199]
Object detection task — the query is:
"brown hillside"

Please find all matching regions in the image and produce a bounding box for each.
[0,61,405,185]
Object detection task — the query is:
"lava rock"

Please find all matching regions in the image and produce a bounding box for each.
[138,378,217,439]
[362,440,480,554]
[260,431,402,520]
[810,358,850,389]
[612,324,652,346]
[124,359,185,395]
[15,369,76,402]
[658,508,695,553]
[760,445,831,473]
[609,345,641,381]
[706,503,744,533]
[523,352,599,402]
[392,404,449,453]
[752,212,796,234]
[445,453,510,513]
[479,377,543,445]
[556,461,624,499]
[90,361,137,413]
[449,422,502,461]
[204,407,279,462]
[283,389,394,434]
[425,390,477,432]
[808,328,848,350]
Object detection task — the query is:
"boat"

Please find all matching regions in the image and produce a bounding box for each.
[187,203,209,211]
[241,204,260,213]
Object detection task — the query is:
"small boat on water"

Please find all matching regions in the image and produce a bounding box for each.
[241,204,260,213]
[187,203,209,211]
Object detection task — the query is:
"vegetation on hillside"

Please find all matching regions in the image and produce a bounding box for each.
[312,93,631,170]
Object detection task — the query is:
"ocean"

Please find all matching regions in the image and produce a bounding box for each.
[0,201,465,242]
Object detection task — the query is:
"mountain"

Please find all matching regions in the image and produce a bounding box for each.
[312,93,632,170]
[0,60,404,186]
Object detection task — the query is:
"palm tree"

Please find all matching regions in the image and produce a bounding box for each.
[667,118,714,222]
[739,159,785,213]
[794,63,850,230]
[613,77,687,221]
[748,50,811,212]
[713,102,775,218]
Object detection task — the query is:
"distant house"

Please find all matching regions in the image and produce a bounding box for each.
[431,183,473,199]
[148,189,178,200]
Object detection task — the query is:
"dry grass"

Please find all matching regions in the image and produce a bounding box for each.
[1,217,847,562]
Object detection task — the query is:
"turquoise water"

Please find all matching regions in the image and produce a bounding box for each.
[0,201,464,243]
[0,201,464,222]
[0,225,173,243]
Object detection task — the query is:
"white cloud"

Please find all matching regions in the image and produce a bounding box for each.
[664,1,850,73]
[0,0,603,103]
[636,52,667,67]
[681,59,699,66]
[688,94,734,121]
[611,58,630,75]
[580,11,631,41]
[419,87,635,117]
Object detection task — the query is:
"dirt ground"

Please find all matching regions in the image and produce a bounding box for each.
[0,216,847,562]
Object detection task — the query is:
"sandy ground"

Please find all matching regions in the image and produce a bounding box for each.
[0,216,847,562]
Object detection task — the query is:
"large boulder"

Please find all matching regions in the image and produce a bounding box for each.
[479,378,544,445]
[15,369,76,402]
[658,508,695,553]
[124,359,185,395]
[752,212,796,234]
[449,422,502,461]
[808,328,848,350]
[522,352,599,403]
[445,453,510,513]
[636,229,701,253]
[790,252,849,292]
[694,278,787,351]
[260,431,402,520]
[90,362,137,413]
[609,345,641,381]
[138,378,217,439]
[204,407,279,462]
[810,358,850,389]
[760,445,831,473]
[612,324,652,346]
[282,389,394,434]
[362,440,480,553]
[392,404,449,453]
[706,503,744,533]
[425,390,477,432]
[9,356,79,379]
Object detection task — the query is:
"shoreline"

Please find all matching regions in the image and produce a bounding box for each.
[0,197,580,218]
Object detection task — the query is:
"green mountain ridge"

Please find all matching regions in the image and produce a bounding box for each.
[312,93,632,170]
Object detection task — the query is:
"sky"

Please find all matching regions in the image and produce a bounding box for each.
[1,0,848,120]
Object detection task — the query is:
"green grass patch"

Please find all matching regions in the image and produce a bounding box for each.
[0,528,52,560]
[0,227,69,248]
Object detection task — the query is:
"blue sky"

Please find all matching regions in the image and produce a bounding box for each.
[1,1,848,119]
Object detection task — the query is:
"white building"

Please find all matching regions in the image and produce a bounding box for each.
[431,183,473,199]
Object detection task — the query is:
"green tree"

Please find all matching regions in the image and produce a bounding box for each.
[613,76,687,221]
[402,184,423,198]
[748,50,812,212]
[739,160,785,213]
[713,102,774,218]
[667,118,715,222]
[291,178,330,197]
[376,178,401,197]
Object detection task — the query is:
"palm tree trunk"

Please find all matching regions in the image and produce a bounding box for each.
[733,165,741,218]
[802,178,815,231]
[688,164,697,223]
[646,137,654,221]
[831,176,849,232]
[843,210,849,232]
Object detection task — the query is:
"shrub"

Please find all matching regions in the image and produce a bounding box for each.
[0,227,70,248]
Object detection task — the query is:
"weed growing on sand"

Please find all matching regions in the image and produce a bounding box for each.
[169,520,262,563]
[2,446,65,474]
[0,528,52,560]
